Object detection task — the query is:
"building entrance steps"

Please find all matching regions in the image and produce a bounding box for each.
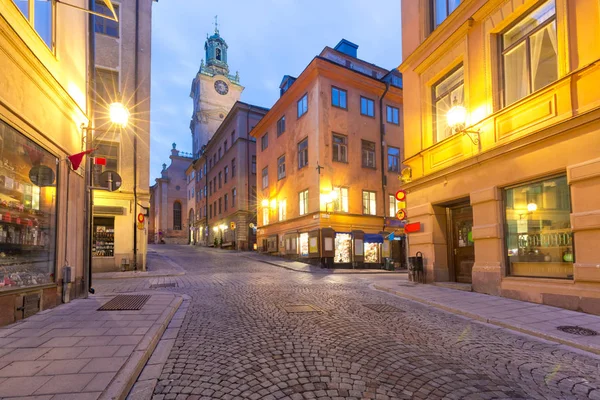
[0,292,184,400]
[372,279,600,356]
[432,281,473,291]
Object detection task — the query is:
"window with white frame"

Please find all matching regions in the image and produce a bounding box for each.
[299,190,309,216]
[278,199,287,221]
[389,194,401,217]
[501,0,557,107]
[362,191,376,215]
[433,65,464,143]
[262,207,269,226]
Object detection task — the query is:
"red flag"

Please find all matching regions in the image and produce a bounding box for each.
[67,149,94,170]
[93,157,107,166]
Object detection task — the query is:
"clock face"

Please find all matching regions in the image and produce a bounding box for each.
[214,80,229,95]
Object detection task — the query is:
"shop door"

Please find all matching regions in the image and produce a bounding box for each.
[451,205,474,283]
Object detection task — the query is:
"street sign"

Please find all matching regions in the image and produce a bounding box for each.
[98,170,122,192]
[230,221,236,230]
[395,190,406,201]
[396,209,406,220]
[405,222,421,233]
[137,222,144,230]
[137,213,145,223]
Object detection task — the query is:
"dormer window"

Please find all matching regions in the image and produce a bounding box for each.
[216,48,222,61]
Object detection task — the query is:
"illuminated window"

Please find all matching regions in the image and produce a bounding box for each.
[278,199,287,221]
[299,190,309,215]
[433,65,464,143]
[362,191,376,215]
[332,187,349,213]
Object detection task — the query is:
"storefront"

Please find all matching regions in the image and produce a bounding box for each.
[363,233,383,268]
[334,232,352,266]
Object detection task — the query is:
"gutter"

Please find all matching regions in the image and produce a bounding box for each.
[379,81,391,232]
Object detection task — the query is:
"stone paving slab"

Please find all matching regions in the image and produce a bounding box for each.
[373,279,600,355]
[93,250,185,280]
[243,252,407,274]
[0,292,183,400]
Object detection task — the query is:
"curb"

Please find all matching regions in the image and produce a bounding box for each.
[373,284,600,357]
[100,294,184,400]
[94,271,185,280]
[243,255,407,275]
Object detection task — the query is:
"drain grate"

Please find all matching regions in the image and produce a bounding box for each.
[282,304,320,313]
[557,326,598,336]
[363,304,404,313]
[150,282,177,289]
[98,295,150,311]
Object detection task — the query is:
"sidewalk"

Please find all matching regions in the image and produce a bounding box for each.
[243,252,407,274]
[373,278,600,355]
[0,292,183,400]
[93,249,185,280]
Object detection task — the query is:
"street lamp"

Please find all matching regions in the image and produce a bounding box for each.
[446,103,480,146]
[109,102,130,128]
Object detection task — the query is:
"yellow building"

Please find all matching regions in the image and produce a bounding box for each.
[0,0,89,324]
[253,40,404,268]
[400,0,600,313]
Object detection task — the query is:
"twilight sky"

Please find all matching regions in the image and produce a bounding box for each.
[149,0,402,183]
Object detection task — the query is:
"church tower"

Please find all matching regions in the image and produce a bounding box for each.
[190,18,244,157]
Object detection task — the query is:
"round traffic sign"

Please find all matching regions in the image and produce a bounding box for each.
[395,190,406,202]
[396,209,406,220]
[137,213,145,223]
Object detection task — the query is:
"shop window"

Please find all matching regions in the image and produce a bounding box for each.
[93,217,114,257]
[504,175,573,279]
[173,201,182,230]
[11,0,54,48]
[332,134,347,163]
[501,0,557,107]
[299,190,309,216]
[362,191,376,215]
[0,120,58,290]
[332,187,348,213]
[334,233,352,263]
[94,1,119,37]
[299,232,309,256]
[361,140,376,168]
[433,65,464,143]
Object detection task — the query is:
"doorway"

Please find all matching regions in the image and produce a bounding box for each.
[450,204,474,283]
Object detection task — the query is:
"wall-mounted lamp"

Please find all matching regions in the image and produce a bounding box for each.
[527,202,538,213]
[108,102,130,128]
[447,104,480,146]
[261,199,269,208]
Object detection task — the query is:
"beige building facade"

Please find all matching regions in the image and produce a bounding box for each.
[0,0,90,325]
[400,0,600,313]
[253,40,405,268]
[91,0,153,272]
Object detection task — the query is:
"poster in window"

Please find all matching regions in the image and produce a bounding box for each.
[354,239,363,256]
[334,233,351,263]
[309,237,318,254]
[324,237,333,252]
[299,233,309,256]
[364,242,379,263]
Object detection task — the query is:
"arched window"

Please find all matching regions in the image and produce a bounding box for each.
[173,201,182,230]
[216,48,222,61]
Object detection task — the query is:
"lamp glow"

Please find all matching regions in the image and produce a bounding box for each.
[213,226,219,233]
[220,224,227,231]
[447,105,467,130]
[329,190,338,200]
[109,102,130,127]
[261,199,269,207]
[270,199,277,210]
[321,193,331,204]
[527,203,538,212]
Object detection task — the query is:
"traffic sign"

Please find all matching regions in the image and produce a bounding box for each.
[137,213,145,223]
[230,221,236,230]
[396,209,406,220]
[395,190,406,202]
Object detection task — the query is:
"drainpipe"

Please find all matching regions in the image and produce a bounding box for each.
[132,0,140,270]
[246,105,253,251]
[379,81,391,232]
[86,0,96,294]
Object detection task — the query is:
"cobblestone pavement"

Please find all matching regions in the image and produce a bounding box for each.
[94,246,600,400]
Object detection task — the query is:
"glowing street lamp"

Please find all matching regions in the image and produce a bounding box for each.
[527,202,538,212]
[446,104,480,146]
[109,102,130,128]
[261,199,269,208]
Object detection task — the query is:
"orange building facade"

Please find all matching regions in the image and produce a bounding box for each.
[400,0,600,313]
[253,41,404,268]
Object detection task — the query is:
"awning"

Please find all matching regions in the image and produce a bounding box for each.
[55,0,118,22]
[364,234,383,243]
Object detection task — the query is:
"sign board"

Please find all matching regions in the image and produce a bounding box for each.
[137,222,144,230]
[309,237,318,253]
[395,190,406,201]
[137,213,145,223]
[405,222,421,233]
[230,221,236,230]
[99,170,122,192]
[396,209,406,220]
[29,165,55,187]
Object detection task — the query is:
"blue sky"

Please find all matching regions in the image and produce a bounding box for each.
[149,0,402,183]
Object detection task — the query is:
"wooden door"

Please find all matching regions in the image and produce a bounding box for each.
[451,205,474,283]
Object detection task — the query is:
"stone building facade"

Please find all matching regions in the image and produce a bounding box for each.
[400,0,600,313]
[253,40,405,268]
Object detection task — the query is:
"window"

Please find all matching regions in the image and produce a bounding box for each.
[261,133,269,151]
[224,194,228,211]
[251,156,256,174]
[387,147,400,172]
[232,188,236,208]
[433,65,464,143]
[218,172,222,189]
[218,148,222,159]
[173,202,182,230]
[213,177,216,193]
[386,106,399,124]
[262,207,269,226]
[332,187,349,213]
[389,194,402,217]
[231,158,236,177]
[360,97,375,117]
[93,141,119,171]
[278,199,287,221]
[277,116,286,136]
[209,181,213,196]
[209,204,212,219]
[262,167,269,189]
[298,138,308,169]
[501,0,557,107]
[94,1,119,37]
[332,87,347,109]
[213,154,216,166]
[224,166,229,183]
[362,140,376,168]
[251,186,257,208]
[332,134,347,163]
[95,69,119,109]
[231,131,235,145]
[432,0,461,29]
[297,93,308,118]
[277,155,286,180]
[504,175,572,279]
[224,140,228,151]
[362,191,376,215]
[299,190,309,216]
[12,0,55,48]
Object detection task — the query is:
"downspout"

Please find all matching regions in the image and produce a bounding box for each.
[246,105,252,250]
[205,158,208,245]
[379,81,391,232]
[86,0,96,294]
[132,0,140,270]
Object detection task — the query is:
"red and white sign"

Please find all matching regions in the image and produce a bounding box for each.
[137,213,145,223]
[395,190,406,202]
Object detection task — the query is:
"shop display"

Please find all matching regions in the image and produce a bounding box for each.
[299,233,308,256]
[0,120,57,290]
[93,219,115,257]
[364,242,380,263]
[334,233,351,263]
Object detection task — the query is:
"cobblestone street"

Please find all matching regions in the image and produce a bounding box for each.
[94,246,600,400]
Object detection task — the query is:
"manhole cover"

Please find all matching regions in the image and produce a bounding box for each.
[363,304,404,313]
[282,304,320,313]
[150,282,177,289]
[98,295,150,311]
[557,326,598,336]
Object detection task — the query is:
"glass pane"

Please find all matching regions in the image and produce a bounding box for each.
[435,96,451,142]
[434,0,447,27]
[530,22,558,92]
[435,66,463,98]
[34,0,53,48]
[503,42,529,106]
[340,91,346,108]
[503,0,555,49]
[12,0,29,18]
[448,0,461,14]
[505,175,573,279]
